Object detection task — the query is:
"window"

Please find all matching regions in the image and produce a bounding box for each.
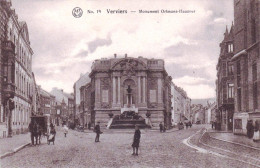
[237,76,241,87]
[222,62,227,76]
[253,63,258,109]
[237,88,242,111]
[228,63,234,75]
[253,63,257,81]
[237,61,241,87]
[228,43,233,53]
[234,119,242,129]
[252,18,256,43]
[228,83,234,98]
[237,61,241,75]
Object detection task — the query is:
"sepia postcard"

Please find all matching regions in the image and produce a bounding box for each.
[0,0,259,167]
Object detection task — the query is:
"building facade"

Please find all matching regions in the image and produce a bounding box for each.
[205,102,217,124]
[0,0,12,138]
[216,25,235,131]
[216,0,260,134]
[191,104,206,124]
[0,0,35,137]
[38,86,56,123]
[232,0,260,135]
[31,73,40,116]
[82,55,172,128]
[50,87,74,124]
[171,82,191,124]
[73,73,90,125]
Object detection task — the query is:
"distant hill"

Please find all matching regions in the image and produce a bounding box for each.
[191,98,216,106]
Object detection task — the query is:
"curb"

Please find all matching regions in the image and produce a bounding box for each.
[0,142,30,159]
[206,129,260,151]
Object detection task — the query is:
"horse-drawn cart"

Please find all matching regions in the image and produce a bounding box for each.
[30,114,51,144]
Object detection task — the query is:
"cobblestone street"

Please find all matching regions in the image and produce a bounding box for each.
[1,125,256,168]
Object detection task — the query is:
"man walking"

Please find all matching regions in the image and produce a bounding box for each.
[28,121,34,145]
[95,122,101,142]
[132,125,141,156]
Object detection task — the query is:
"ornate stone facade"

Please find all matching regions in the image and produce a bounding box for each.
[85,56,172,128]
[216,25,235,131]
[0,1,35,137]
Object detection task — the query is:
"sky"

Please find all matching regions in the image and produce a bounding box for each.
[11,0,234,99]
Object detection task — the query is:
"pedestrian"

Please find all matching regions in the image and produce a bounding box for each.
[88,122,91,130]
[63,125,69,137]
[189,121,192,128]
[253,120,260,142]
[178,121,183,130]
[94,122,102,142]
[50,122,54,129]
[48,125,56,145]
[28,121,34,145]
[211,121,214,129]
[246,120,254,139]
[159,122,163,133]
[132,125,141,156]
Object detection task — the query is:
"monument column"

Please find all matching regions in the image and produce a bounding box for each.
[112,76,116,105]
[138,76,141,103]
[117,77,121,105]
[142,76,146,103]
[95,78,101,107]
[158,78,162,103]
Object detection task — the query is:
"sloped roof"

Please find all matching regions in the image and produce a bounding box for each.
[38,86,54,98]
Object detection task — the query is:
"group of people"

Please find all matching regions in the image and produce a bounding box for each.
[93,122,141,156]
[29,120,142,156]
[28,121,69,146]
[246,120,260,142]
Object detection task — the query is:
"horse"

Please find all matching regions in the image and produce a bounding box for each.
[32,123,42,145]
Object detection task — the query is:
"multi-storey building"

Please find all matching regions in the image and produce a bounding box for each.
[0,0,12,138]
[216,25,235,131]
[38,86,56,123]
[0,1,36,137]
[67,96,74,124]
[50,88,74,125]
[191,104,206,124]
[31,73,40,116]
[171,82,191,124]
[80,55,172,129]
[205,102,217,124]
[232,0,260,135]
[73,73,90,125]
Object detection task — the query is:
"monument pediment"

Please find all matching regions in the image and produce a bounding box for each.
[111,58,147,76]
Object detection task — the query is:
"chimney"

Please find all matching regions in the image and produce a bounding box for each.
[125,53,127,58]
[114,53,117,58]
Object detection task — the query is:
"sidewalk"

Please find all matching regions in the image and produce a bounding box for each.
[208,130,260,150]
[0,133,31,159]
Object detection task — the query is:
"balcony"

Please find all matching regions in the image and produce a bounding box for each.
[3,83,15,99]
[2,41,15,52]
